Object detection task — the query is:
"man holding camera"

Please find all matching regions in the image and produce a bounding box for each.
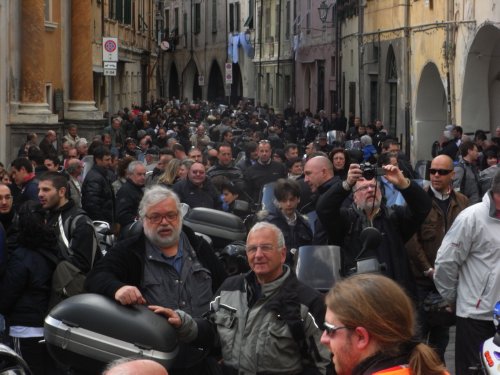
[316,163,431,292]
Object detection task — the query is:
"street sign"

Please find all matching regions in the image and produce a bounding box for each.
[104,68,117,76]
[198,75,205,86]
[104,62,117,69]
[225,63,233,84]
[103,37,118,62]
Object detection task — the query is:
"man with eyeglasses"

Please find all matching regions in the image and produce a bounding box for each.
[149,222,331,375]
[243,139,287,202]
[406,154,468,361]
[316,162,431,293]
[85,185,226,375]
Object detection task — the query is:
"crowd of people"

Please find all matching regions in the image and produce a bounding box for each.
[0,98,499,375]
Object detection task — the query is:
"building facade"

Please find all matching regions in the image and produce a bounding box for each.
[0,0,158,165]
[160,0,255,105]
[294,0,337,114]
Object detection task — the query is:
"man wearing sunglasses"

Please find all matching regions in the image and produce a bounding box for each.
[316,162,431,293]
[434,169,500,375]
[150,222,331,375]
[406,154,469,360]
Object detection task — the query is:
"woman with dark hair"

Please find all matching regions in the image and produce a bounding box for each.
[0,201,58,374]
[329,148,351,180]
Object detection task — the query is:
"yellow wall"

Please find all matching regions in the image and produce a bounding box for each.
[44,0,63,90]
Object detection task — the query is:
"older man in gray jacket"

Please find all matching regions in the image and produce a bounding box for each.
[150,222,331,375]
[434,169,500,375]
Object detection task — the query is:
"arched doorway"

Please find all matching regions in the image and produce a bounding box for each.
[207,61,225,104]
[182,59,201,102]
[414,63,447,161]
[462,25,500,132]
[230,63,243,105]
[168,63,180,100]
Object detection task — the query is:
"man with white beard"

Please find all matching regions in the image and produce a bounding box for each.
[85,185,226,375]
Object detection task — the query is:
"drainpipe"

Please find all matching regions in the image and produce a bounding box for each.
[404,0,411,157]
[357,0,364,121]
[446,0,455,124]
[276,0,281,109]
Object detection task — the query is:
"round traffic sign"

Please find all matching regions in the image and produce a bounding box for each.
[104,40,117,53]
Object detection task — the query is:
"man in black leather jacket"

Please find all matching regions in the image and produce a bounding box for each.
[81,146,116,225]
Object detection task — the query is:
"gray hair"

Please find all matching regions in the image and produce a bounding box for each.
[75,138,88,147]
[248,222,285,249]
[127,160,145,174]
[138,185,182,221]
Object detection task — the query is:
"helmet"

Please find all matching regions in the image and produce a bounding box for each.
[219,241,249,276]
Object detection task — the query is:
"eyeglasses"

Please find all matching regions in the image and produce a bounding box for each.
[429,168,453,176]
[145,212,179,224]
[323,322,350,337]
[354,184,378,193]
[245,243,275,254]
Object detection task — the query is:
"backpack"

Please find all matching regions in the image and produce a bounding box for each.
[48,210,100,310]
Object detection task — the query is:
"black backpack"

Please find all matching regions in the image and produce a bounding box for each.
[48,210,100,310]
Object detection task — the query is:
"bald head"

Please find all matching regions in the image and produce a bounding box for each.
[304,156,334,192]
[103,359,168,375]
[430,154,455,194]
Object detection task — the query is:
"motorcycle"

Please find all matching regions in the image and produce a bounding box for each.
[470,301,500,374]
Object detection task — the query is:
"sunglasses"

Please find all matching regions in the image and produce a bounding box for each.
[429,168,453,176]
[323,322,350,337]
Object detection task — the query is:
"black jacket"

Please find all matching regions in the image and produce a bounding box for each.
[352,350,412,375]
[46,199,99,273]
[0,245,57,327]
[316,180,431,293]
[172,178,220,209]
[244,161,287,202]
[115,179,144,227]
[261,210,313,266]
[82,165,116,223]
[85,225,227,297]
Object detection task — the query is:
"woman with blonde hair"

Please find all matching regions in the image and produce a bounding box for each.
[321,274,449,375]
[157,158,182,188]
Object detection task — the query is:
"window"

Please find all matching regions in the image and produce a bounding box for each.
[229,3,235,32]
[44,0,52,21]
[174,8,179,30]
[264,6,271,40]
[331,57,336,76]
[194,3,201,34]
[165,9,170,31]
[212,0,217,33]
[244,0,254,29]
[183,12,188,47]
[370,80,378,123]
[285,1,290,40]
[111,0,132,25]
[349,82,356,116]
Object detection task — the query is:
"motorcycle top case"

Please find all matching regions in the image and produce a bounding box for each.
[44,293,178,373]
[183,207,247,242]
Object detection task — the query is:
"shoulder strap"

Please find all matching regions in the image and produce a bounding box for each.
[60,211,99,267]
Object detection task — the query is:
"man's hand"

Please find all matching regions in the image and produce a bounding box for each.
[148,306,182,328]
[346,163,363,187]
[382,164,410,189]
[114,285,147,305]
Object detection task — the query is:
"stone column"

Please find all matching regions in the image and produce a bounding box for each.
[19,0,51,114]
[67,0,101,119]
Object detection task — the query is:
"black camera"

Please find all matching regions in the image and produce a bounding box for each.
[359,162,385,180]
